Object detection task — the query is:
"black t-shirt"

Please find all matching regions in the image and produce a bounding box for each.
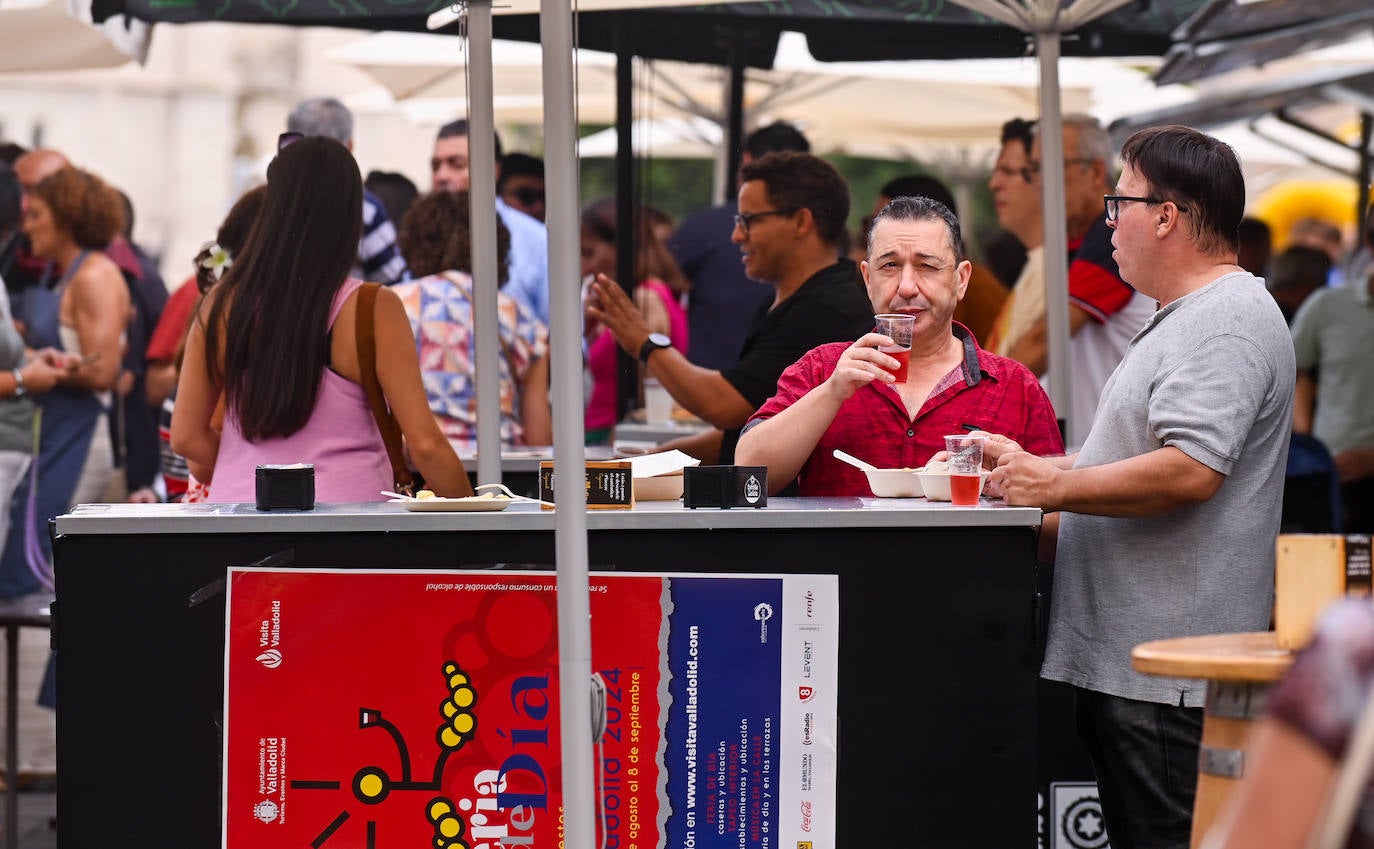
[719,258,874,463]
[669,203,774,372]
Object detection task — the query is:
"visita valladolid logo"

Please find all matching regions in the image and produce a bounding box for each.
[257,600,283,668]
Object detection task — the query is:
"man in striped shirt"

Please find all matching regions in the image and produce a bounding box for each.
[286,98,408,285]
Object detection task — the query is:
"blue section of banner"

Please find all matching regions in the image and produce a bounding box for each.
[664,577,784,849]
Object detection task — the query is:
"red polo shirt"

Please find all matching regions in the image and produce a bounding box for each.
[746,325,1065,496]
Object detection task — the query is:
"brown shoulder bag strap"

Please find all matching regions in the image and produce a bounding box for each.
[355,282,413,490]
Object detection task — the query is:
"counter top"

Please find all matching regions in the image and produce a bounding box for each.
[449,442,617,473]
[55,496,1042,535]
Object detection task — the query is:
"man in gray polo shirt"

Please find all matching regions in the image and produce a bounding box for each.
[984,125,1295,849]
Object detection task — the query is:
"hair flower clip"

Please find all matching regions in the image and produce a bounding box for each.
[199,242,233,279]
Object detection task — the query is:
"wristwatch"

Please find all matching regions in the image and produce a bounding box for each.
[10,368,25,398]
[638,333,672,365]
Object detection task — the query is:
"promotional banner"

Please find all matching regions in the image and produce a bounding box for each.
[223,568,838,849]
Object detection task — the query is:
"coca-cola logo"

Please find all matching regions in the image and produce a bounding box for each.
[800,800,813,833]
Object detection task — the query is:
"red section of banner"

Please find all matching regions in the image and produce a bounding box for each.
[224,570,666,849]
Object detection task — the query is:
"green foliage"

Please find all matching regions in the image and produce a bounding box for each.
[578,156,716,224]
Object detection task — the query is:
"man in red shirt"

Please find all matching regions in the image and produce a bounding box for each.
[736,194,1063,496]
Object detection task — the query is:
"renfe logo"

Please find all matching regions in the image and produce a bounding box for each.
[798,686,815,703]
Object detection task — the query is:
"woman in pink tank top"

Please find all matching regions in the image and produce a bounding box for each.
[171,137,471,503]
[580,198,689,444]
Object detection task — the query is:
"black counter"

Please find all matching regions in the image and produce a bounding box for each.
[52,498,1058,848]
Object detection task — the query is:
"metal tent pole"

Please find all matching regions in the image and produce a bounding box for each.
[466,0,502,489]
[614,31,640,421]
[540,4,597,849]
[1035,29,1074,445]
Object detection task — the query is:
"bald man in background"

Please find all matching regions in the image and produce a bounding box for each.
[5,149,68,295]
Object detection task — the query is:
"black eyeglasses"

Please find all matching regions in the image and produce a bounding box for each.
[278,132,305,152]
[1104,195,1189,222]
[734,208,799,234]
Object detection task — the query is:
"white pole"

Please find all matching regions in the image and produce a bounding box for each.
[466,0,502,488]
[1035,29,1074,445]
[540,6,597,849]
[945,0,1137,447]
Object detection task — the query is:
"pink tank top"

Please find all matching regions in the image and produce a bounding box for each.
[586,278,688,432]
[209,278,392,503]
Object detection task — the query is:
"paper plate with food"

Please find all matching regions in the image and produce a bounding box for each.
[384,484,524,512]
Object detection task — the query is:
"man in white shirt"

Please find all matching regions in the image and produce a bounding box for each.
[431,120,549,326]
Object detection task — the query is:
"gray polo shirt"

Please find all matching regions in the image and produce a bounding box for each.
[1290,277,1374,456]
[1042,271,1295,707]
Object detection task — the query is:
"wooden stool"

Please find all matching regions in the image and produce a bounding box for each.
[1132,632,1294,849]
[0,603,51,849]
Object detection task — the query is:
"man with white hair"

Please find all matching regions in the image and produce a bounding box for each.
[989,114,1157,448]
[286,97,408,285]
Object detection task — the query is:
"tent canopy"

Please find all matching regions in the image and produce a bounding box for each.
[1154,6,1374,85]
[93,0,1208,64]
[1110,61,1374,224]
[1112,66,1374,139]
[332,29,1144,162]
[1,0,151,73]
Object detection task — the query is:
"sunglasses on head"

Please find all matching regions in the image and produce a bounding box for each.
[278,132,305,152]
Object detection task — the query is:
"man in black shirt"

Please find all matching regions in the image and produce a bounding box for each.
[587,151,874,464]
[669,121,811,371]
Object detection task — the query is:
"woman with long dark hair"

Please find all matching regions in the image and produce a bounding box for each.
[146,185,266,502]
[172,137,470,502]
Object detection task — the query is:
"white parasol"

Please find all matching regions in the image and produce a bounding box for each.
[0,0,151,73]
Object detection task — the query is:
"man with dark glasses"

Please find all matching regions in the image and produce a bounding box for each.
[431,120,548,326]
[496,152,545,223]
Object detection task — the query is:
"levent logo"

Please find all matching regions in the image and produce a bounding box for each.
[257,649,283,669]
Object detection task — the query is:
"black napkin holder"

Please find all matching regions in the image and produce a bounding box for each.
[255,464,316,511]
[683,465,767,509]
